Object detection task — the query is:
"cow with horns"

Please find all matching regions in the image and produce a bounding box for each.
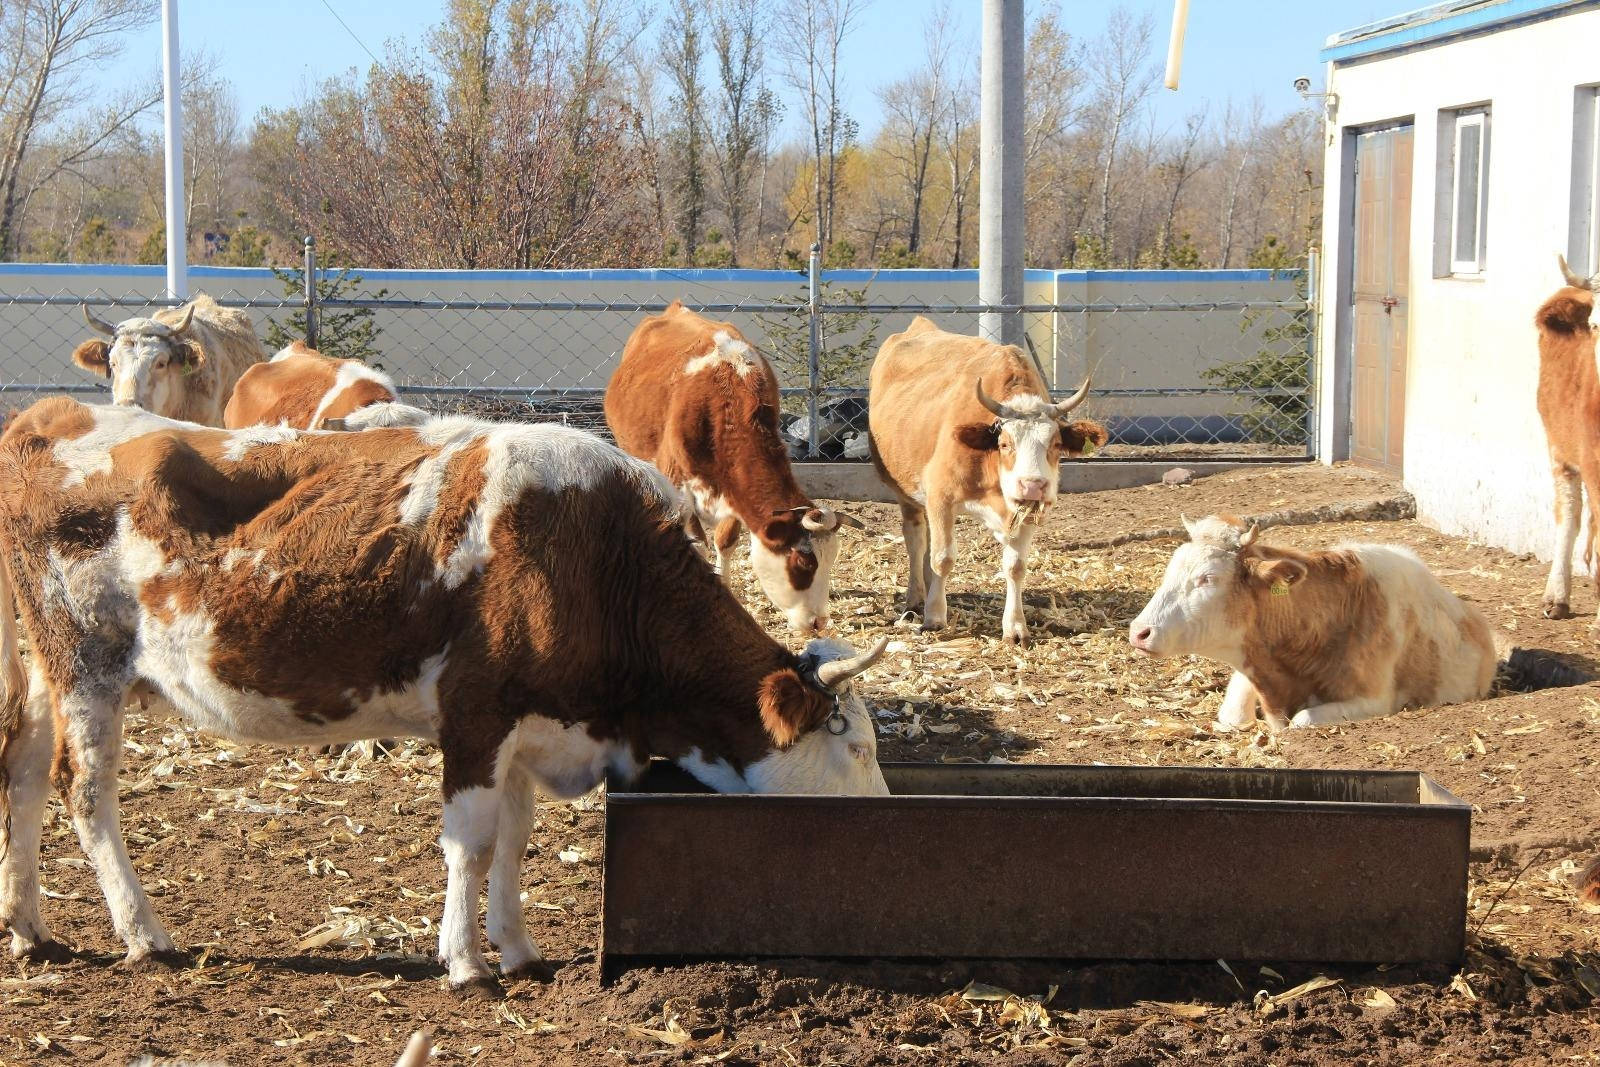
[868,318,1108,643]
[0,397,891,989]
[71,294,269,425]
[606,302,863,634]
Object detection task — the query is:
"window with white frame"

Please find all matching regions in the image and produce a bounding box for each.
[1571,86,1600,278]
[1449,109,1489,274]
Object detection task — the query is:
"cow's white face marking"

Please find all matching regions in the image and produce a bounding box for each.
[990,395,1062,511]
[1129,518,1246,661]
[102,320,193,414]
[746,676,887,796]
[748,532,839,634]
[684,330,763,377]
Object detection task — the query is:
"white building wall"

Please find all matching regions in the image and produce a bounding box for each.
[1317,6,1600,560]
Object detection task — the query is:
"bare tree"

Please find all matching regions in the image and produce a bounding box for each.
[0,0,161,257]
[662,0,707,261]
[706,0,773,265]
[872,3,954,260]
[1084,7,1156,258]
[775,0,866,250]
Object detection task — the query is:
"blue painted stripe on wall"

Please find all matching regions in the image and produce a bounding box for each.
[0,262,1302,285]
[1320,0,1597,63]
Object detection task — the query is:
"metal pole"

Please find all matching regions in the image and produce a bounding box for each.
[1305,248,1320,459]
[979,0,1024,346]
[806,242,822,459]
[160,0,187,301]
[303,236,318,348]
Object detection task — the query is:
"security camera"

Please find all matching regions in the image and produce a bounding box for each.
[1293,76,1312,95]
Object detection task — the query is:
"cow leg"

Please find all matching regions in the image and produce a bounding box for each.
[714,518,742,581]
[922,501,957,631]
[1289,695,1390,729]
[900,503,929,613]
[996,523,1036,645]
[1,661,57,959]
[438,733,510,990]
[1213,671,1260,731]
[57,691,176,964]
[485,760,553,982]
[1544,463,1581,619]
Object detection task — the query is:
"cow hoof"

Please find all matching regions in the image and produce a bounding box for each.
[503,958,558,983]
[123,948,188,971]
[13,937,70,963]
[451,975,505,1000]
[1002,629,1029,647]
[1543,600,1573,620]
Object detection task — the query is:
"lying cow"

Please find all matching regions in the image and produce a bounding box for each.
[868,317,1107,643]
[0,397,890,991]
[72,294,268,424]
[1128,516,1496,730]
[1536,257,1600,622]
[224,341,412,430]
[606,302,861,634]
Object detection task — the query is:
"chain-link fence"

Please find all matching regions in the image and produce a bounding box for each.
[0,253,1315,461]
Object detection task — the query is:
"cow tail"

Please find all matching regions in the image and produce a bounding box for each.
[0,547,26,856]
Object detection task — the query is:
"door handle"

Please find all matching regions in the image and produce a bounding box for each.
[1381,296,1398,313]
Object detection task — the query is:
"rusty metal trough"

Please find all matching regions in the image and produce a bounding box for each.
[600,762,1470,980]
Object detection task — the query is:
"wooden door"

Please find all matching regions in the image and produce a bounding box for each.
[1349,124,1413,472]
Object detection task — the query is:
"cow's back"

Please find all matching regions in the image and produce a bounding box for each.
[224,345,397,429]
[1536,287,1600,452]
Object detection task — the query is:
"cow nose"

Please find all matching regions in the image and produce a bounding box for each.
[1130,625,1154,649]
[1017,478,1049,501]
[811,616,831,634]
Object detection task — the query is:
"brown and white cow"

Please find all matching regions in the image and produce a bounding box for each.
[1536,257,1600,622]
[223,341,421,431]
[0,397,890,990]
[606,302,861,634]
[71,294,269,425]
[867,318,1107,643]
[1128,516,1496,731]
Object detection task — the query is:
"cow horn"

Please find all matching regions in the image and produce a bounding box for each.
[814,636,891,692]
[834,510,865,530]
[82,304,117,336]
[1052,378,1092,417]
[169,301,196,333]
[1559,254,1598,292]
[975,379,1013,419]
[1239,523,1260,549]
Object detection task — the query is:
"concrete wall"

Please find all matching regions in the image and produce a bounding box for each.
[0,263,1302,433]
[1317,4,1600,560]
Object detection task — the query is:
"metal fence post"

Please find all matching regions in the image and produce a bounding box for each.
[1304,248,1319,460]
[303,236,318,349]
[806,242,822,459]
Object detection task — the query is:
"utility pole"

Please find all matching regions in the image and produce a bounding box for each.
[979,0,1024,347]
[161,0,188,301]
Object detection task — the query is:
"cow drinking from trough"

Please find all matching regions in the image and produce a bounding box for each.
[72,294,269,425]
[224,341,428,431]
[605,301,861,634]
[867,317,1107,644]
[1128,516,1496,731]
[1536,256,1600,623]
[0,398,891,990]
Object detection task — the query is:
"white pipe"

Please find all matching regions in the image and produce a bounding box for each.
[979,0,1024,347]
[1164,0,1189,92]
[161,0,187,300]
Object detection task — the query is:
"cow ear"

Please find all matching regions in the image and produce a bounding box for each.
[1060,419,1109,457]
[72,340,111,379]
[172,338,206,370]
[758,668,833,748]
[1246,555,1308,594]
[955,421,1000,451]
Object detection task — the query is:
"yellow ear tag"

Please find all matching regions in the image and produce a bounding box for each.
[1270,580,1291,597]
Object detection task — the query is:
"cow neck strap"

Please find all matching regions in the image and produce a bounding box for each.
[795,651,851,735]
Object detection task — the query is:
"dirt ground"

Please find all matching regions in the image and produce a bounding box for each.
[5,463,1600,1066]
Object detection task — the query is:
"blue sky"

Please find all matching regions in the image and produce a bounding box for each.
[94,1,1403,136]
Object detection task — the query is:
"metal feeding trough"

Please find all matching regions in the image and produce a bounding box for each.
[600,763,1470,981]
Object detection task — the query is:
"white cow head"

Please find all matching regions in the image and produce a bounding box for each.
[964,379,1106,512]
[74,303,204,415]
[746,636,891,795]
[750,506,864,634]
[1128,516,1307,661]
